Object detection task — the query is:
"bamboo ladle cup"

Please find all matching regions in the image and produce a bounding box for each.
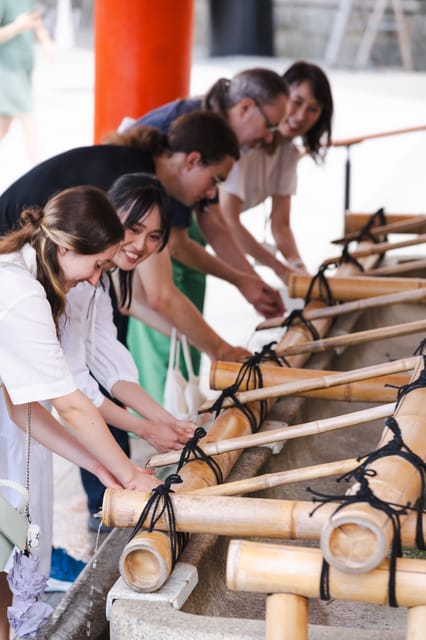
[287,274,426,302]
[256,287,426,331]
[209,360,408,403]
[199,356,418,413]
[147,403,394,470]
[333,215,426,244]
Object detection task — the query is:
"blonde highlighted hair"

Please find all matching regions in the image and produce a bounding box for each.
[0,186,123,330]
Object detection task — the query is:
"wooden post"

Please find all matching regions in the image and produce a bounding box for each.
[93,0,194,142]
[266,593,308,640]
[406,605,426,639]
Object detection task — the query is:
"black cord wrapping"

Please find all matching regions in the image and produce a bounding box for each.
[307,415,426,607]
[128,473,188,568]
[281,308,320,342]
[338,242,365,272]
[207,342,286,433]
[304,264,336,307]
[356,207,388,244]
[414,338,426,356]
[175,426,223,484]
[385,354,426,409]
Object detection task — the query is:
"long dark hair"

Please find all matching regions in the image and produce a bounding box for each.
[104,110,240,165]
[0,186,123,330]
[283,61,333,162]
[108,173,171,309]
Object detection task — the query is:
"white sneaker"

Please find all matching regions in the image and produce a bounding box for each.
[45,577,72,593]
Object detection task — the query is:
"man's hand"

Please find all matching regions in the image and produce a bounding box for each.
[236,273,285,318]
[214,344,251,362]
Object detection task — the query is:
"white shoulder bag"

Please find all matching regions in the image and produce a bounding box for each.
[164,328,206,419]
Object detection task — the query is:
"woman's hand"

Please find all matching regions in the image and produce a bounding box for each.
[125,466,160,491]
[142,420,195,453]
[92,464,122,490]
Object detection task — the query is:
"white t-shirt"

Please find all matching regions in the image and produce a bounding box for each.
[0,244,76,404]
[61,274,139,406]
[221,140,301,210]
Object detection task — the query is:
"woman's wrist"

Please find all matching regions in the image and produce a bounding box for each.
[288,258,305,269]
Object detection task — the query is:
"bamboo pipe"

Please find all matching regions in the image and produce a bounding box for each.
[115,249,378,591]
[256,287,426,331]
[364,258,426,277]
[287,274,426,302]
[113,299,335,592]
[266,593,308,640]
[147,403,394,470]
[276,318,426,358]
[322,233,426,267]
[407,606,426,640]
[321,355,426,574]
[102,491,425,546]
[345,212,421,235]
[333,215,426,244]
[189,458,358,497]
[116,400,275,591]
[119,529,172,592]
[331,124,426,149]
[269,300,335,370]
[210,360,409,403]
[199,357,419,413]
[226,539,426,608]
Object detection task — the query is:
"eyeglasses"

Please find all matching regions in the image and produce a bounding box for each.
[254,99,280,133]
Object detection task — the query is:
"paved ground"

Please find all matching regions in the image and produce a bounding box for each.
[1,34,425,584]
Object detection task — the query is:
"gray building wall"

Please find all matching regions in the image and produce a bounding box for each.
[41,1,426,70]
[195,0,426,70]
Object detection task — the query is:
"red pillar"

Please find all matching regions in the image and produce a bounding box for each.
[94,0,194,143]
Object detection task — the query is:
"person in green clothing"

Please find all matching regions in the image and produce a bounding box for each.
[0,1,53,165]
[127,218,207,403]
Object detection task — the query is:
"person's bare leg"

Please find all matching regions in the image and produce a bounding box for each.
[19,113,40,165]
[0,572,12,640]
[0,116,13,142]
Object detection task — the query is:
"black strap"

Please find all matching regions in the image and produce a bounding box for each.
[308,414,426,607]
[357,207,387,244]
[385,354,426,409]
[281,308,320,342]
[207,342,286,433]
[128,473,188,568]
[304,265,336,307]
[176,426,223,484]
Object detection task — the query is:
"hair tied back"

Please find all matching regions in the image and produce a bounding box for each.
[20,207,45,229]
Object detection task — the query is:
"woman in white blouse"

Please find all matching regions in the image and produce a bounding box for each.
[0,185,159,638]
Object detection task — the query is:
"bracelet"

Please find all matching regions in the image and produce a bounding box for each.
[289,259,304,269]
